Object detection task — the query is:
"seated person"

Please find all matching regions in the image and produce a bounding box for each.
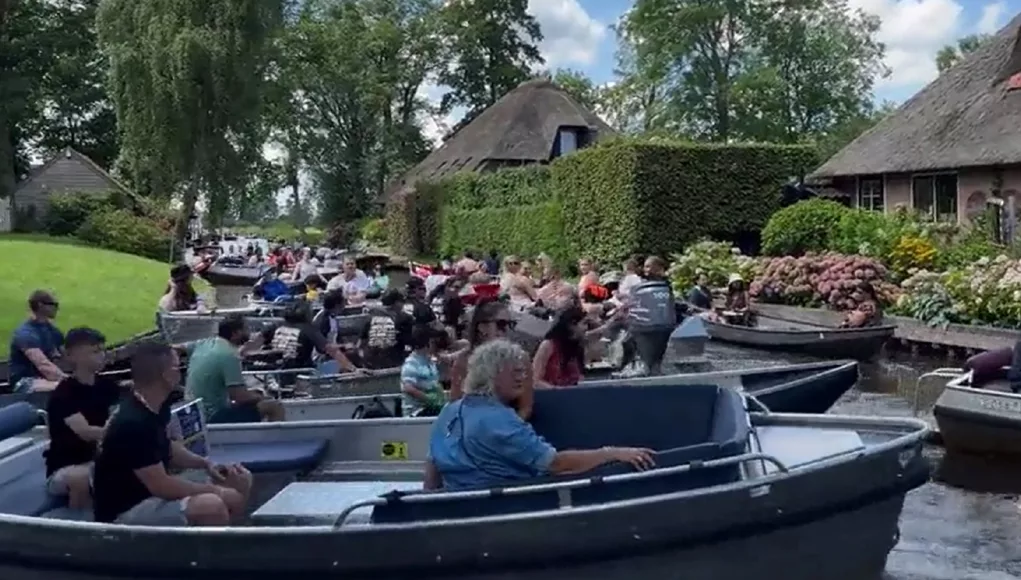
[159,264,199,312]
[405,277,437,325]
[185,315,285,423]
[686,272,713,312]
[840,282,883,329]
[252,266,291,302]
[303,273,327,303]
[270,302,361,374]
[45,327,123,509]
[9,289,66,393]
[360,290,414,370]
[401,324,448,417]
[722,273,752,326]
[424,339,654,491]
[312,290,353,374]
[92,343,252,526]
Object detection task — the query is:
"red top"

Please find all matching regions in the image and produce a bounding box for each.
[542,342,582,387]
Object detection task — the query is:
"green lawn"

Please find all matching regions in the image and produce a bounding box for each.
[0,236,185,347]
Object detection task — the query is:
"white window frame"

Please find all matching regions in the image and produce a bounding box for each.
[910,171,959,223]
[855,175,886,212]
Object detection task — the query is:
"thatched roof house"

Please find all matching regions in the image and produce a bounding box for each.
[810,12,1021,224]
[389,78,615,198]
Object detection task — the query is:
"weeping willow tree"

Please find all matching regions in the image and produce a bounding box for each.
[97,0,281,241]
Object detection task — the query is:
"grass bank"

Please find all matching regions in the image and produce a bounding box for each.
[0,236,187,347]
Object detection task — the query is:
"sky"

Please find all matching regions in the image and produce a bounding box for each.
[418,0,1020,141]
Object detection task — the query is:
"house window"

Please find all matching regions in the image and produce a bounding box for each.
[911,174,958,222]
[857,176,884,212]
[557,129,578,156]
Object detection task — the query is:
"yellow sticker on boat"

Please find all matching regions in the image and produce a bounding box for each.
[381,441,409,460]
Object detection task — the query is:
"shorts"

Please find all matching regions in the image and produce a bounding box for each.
[13,377,35,394]
[115,496,189,526]
[46,463,94,496]
[208,401,262,424]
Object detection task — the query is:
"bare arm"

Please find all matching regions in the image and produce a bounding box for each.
[227,385,262,404]
[63,413,105,442]
[134,463,220,500]
[548,449,622,475]
[169,440,213,471]
[325,344,358,372]
[531,341,553,387]
[423,460,442,490]
[448,353,467,401]
[23,348,64,381]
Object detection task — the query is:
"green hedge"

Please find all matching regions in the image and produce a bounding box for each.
[761,198,851,256]
[76,209,174,262]
[387,139,818,264]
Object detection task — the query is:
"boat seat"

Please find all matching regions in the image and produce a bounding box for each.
[209,440,329,473]
[0,403,42,440]
[371,385,748,524]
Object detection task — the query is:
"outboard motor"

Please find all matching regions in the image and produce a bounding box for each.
[627,280,677,375]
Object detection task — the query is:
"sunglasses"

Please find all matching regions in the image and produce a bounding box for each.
[43,301,59,307]
[492,319,516,331]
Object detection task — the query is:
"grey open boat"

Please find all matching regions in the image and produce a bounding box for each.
[703,315,895,360]
[292,359,859,419]
[157,307,370,344]
[928,367,1021,456]
[0,379,928,579]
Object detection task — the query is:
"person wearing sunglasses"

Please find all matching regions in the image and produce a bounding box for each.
[448,298,533,419]
[9,289,66,394]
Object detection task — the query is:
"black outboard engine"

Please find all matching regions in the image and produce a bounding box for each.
[627,280,676,375]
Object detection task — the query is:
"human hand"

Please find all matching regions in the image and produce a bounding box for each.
[204,461,229,484]
[607,447,656,471]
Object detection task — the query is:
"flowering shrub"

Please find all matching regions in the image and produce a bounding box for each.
[894,255,1021,328]
[887,235,937,279]
[750,253,899,310]
[667,240,757,294]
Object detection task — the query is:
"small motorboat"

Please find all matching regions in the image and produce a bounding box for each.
[930,364,1021,456]
[156,307,371,345]
[704,313,895,360]
[200,263,268,286]
[296,359,859,420]
[0,378,929,579]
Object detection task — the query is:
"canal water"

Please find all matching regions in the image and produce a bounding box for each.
[201,286,1021,578]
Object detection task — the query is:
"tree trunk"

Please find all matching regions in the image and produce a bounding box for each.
[174,178,200,256]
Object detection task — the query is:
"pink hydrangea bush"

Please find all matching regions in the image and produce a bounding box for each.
[750,253,900,311]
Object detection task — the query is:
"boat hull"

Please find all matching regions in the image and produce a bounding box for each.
[704,319,894,360]
[933,384,1021,455]
[0,414,927,579]
[200,265,265,286]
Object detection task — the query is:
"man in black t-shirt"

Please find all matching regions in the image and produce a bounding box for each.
[360,289,413,369]
[92,342,252,526]
[405,278,436,325]
[45,327,122,509]
[270,301,360,375]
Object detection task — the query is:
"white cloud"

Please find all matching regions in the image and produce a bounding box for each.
[852,0,1012,93]
[528,0,607,67]
[977,1,1007,34]
[849,0,965,89]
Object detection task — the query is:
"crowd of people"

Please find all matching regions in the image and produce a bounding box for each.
[3,240,888,528]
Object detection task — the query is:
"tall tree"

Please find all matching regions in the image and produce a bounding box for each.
[438,0,544,116]
[279,0,439,225]
[936,34,988,73]
[97,0,282,240]
[0,0,56,198]
[546,69,602,112]
[33,0,119,168]
[602,20,673,134]
[732,0,887,143]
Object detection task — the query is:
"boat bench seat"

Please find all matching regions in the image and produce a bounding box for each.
[371,384,749,524]
[209,439,330,473]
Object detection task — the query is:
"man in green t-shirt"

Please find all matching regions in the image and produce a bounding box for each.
[185,315,284,423]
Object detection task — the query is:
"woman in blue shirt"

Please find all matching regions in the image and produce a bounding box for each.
[424,339,655,491]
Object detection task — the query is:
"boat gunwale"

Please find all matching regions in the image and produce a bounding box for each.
[0,412,929,536]
[705,318,897,339]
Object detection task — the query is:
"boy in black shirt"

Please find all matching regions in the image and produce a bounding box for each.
[45,327,122,509]
[92,342,252,526]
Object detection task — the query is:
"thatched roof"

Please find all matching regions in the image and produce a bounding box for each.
[389,78,615,198]
[812,12,1021,178]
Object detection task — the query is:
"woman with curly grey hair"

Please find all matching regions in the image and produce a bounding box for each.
[423,339,655,491]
